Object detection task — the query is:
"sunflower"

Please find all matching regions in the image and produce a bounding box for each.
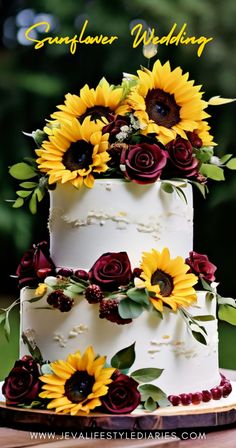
[51,78,124,124]
[118,60,211,145]
[139,248,198,312]
[39,346,115,415]
[35,116,110,188]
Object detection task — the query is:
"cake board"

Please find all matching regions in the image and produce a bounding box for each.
[1,382,236,433]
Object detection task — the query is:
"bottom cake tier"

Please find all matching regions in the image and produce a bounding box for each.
[20,288,221,399]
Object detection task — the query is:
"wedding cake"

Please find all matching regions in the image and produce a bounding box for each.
[3,60,235,415]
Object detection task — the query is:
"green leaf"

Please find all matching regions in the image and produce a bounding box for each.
[27,295,45,303]
[220,154,233,164]
[118,298,143,319]
[9,162,37,180]
[139,384,167,402]
[189,180,208,199]
[111,342,136,369]
[16,190,32,198]
[0,312,6,325]
[21,332,43,363]
[4,311,10,342]
[70,276,89,288]
[192,315,215,321]
[217,296,236,308]
[157,397,172,408]
[127,287,149,306]
[35,188,45,202]
[32,129,47,147]
[19,181,38,189]
[200,163,225,181]
[195,146,214,162]
[144,397,157,412]
[12,197,24,208]
[226,158,236,170]
[130,367,164,383]
[66,284,85,294]
[161,182,174,194]
[218,304,236,325]
[191,330,207,345]
[29,192,37,214]
[175,186,187,204]
[200,277,214,292]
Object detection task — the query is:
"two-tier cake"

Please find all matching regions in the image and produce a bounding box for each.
[2,60,235,415]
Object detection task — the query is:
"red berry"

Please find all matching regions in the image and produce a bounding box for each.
[56,268,73,277]
[37,268,53,279]
[211,387,222,400]
[202,390,212,402]
[222,383,232,398]
[47,290,62,308]
[191,392,202,405]
[85,285,104,303]
[59,296,74,312]
[168,395,181,406]
[180,393,191,405]
[74,269,89,281]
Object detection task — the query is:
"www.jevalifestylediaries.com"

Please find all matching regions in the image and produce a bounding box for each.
[25,19,213,57]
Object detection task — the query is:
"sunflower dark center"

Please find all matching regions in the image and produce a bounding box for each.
[151,269,174,297]
[62,141,93,171]
[145,89,180,128]
[79,106,112,123]
[64,371,95,403]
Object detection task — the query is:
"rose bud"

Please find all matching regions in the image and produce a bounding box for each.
[89,252,132,291]
[165,137,199,178]
[186,251,217,283]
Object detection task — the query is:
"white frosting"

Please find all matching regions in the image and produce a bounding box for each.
[49,180,193,269]
[20,288,220,396]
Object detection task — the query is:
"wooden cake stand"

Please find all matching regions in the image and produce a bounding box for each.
[1,383,236,433]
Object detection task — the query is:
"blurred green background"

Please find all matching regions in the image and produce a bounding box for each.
[0,0,235,380]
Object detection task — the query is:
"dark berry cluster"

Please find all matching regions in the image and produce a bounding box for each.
[168,374,232,407]
[99,298,132,325]
[84,284,104,304]
[47,289,74,312]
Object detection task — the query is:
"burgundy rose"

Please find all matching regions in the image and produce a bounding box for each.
[101,373,141,414]
[89,252,132,290]
[16,241,55,288]
[166,137,199,177]
[186,251,217,282]
[2,356,41,405]
[120,143,167,184]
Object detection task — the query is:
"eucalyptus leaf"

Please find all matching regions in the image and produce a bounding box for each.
[139,384,167,402]
[29,192,37,214]
[217,296,236,308]
[189,180,208,199]
[200,163,225,181]
[16,190,32,198]
[226,158,236,170]
[157,397,172,408]
[118,298,143,319]
[130,367,164,383]
[218,304,236,325]
[161,182,174,194]
[19,181,38,189]
[9,162,37,180]
[12,197,24,208]
[192,315,215,322]
[66,284,85,294]
[111,342,136,369]
[144,397,157,412]
[27,295,45,303]
[175,186,187,204]
[0,313,6,325]
[35,188,45,202]
[200,277,214,292]
[195,146,214,162]
[127,287,149,305]
[70,276,89,288]
[220,154,233,164]
[191,330,207,345]
[4,311,10,341]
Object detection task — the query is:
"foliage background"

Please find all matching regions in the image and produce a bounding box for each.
[0,0,235,377]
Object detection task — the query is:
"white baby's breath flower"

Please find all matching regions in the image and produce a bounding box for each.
[210,156,222,166]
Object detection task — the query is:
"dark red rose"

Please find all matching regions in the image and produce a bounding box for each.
[89,252,132,291]
[186,251,217,282]
[120,143,167,184]
[16,241,55,288]
[2,356,41,405]
[187,132,203,149]
[101,373,141,414]
[166,138,199,177]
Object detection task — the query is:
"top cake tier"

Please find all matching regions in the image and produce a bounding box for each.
[49,180,193,269]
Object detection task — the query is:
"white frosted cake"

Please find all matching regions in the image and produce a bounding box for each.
[3,60,234,415]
